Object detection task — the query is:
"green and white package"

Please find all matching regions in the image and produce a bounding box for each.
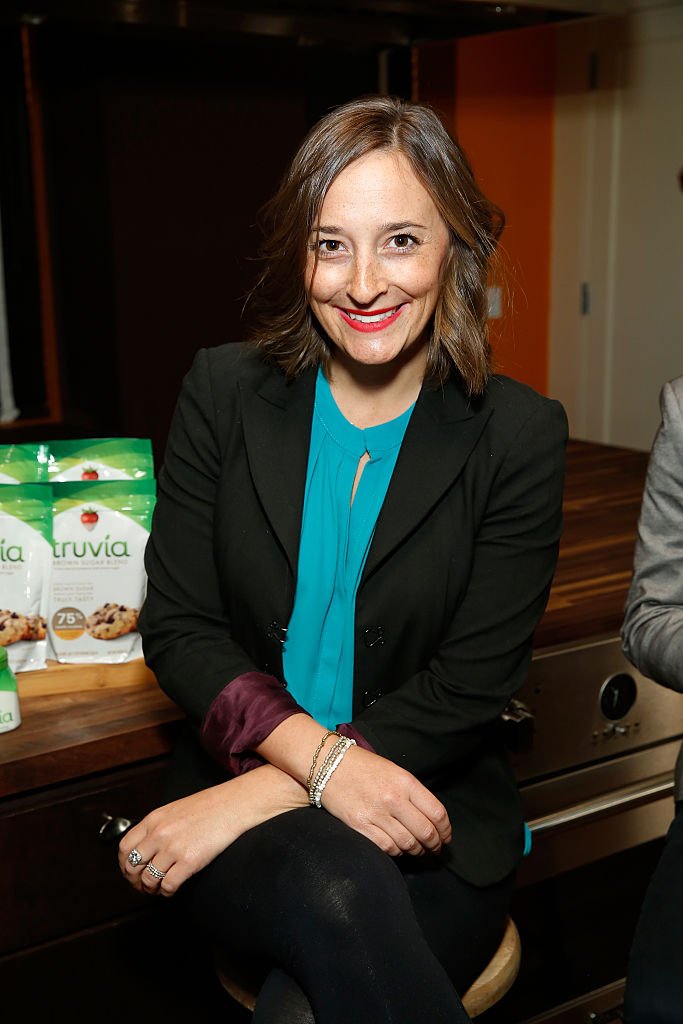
[49,480,156,664]
[47,437,154,482]
[0,484,53,672]
[0,443,50,484]
[0,647,21,733]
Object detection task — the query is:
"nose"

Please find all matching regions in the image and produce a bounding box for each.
[346,250,388,307]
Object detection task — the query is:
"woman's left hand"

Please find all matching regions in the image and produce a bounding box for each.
[118,764,307,897]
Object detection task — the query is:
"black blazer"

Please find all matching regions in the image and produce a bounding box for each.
[139,342,567,886]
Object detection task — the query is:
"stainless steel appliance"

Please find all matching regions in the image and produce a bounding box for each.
[490,440,680,1023]
[514,635,683,886]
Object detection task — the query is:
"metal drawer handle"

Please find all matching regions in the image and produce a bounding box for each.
[98,814,134,844]
[528,772,674,836]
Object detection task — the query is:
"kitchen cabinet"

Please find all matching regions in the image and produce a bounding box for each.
[0,663,180,961]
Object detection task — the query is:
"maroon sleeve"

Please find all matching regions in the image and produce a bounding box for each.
[200,671,376,776]
[200,671,309,775]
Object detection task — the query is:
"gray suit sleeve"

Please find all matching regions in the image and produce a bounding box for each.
[621,377,683,691]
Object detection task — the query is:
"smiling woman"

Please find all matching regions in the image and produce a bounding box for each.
[303,150,451,421]
[119,96,567,1024]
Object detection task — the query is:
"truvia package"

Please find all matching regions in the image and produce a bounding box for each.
[0,443,50,484]
[46,437,153,482]
[49,479,156,664]
[0,484,53,671]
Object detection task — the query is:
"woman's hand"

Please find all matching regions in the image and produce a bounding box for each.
[118,764,307,897]
[257,715,452,858]
[320,745,452,858]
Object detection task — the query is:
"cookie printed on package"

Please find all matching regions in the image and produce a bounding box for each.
[0,443,50,484]
[47,438,154,483]
[0,484,53,671]
[49,479,156,664]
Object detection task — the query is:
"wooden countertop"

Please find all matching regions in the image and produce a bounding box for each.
[534,439,649,650]
[0,660,183,798]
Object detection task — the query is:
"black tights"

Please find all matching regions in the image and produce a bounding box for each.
[182,807,514,1024]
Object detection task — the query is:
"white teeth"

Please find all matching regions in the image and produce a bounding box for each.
[346,307,399,323]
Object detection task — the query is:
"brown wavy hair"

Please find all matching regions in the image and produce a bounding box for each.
[248,95,504,396]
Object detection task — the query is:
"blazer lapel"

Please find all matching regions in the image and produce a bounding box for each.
[239,366,316,575]
[361,376,492,584]
[239,363,490,583]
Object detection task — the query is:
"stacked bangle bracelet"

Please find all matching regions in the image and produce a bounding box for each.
[306,730,339,793]
[308,734,356,808]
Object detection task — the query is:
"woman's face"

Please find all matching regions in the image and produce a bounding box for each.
[305,149,451,374]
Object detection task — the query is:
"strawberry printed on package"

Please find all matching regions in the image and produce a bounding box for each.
[80,508,99,530]
[49,479,156,664]
[0,484,53,671]
[47,438,153,482]
[0,443,50,484]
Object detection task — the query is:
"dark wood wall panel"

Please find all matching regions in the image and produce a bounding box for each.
[24,24,393,459]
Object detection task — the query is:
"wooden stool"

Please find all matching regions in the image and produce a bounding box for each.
[214,917,521,1019]
[461,917,521,1017]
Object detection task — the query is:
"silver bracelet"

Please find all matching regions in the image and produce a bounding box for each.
[314,735,347,784]
[310,736,356,808]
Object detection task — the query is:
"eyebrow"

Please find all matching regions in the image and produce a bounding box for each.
[312,222,428,235]
[382,221,428,232]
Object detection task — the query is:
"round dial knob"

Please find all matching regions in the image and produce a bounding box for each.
[599,673,637,721]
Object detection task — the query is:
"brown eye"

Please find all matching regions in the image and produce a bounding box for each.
[388,234,418,252]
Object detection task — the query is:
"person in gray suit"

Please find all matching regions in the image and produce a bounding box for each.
[621,375,683,1024]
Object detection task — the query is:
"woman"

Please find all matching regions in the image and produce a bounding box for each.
[119,96,567,1023]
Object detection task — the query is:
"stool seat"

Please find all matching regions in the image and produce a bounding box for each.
[214,916,521,1019]
[461,917,521,1016]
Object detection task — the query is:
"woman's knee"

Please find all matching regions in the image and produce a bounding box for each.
[272,814,408,932]
[185,807,410,957]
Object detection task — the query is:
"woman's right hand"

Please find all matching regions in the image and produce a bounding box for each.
[320,744,452,858]
[118,763,308,897]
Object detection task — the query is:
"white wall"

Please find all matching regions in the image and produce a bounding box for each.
[548,3,683,449]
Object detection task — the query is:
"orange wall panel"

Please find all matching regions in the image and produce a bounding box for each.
[416,26,555,394]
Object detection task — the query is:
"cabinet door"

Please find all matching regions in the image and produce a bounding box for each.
[0,760,167,955]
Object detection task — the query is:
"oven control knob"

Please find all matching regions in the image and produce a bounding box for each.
[501,698,535,751]
[599,673,638,721]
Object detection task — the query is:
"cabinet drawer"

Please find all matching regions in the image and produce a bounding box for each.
[1,760,168,955]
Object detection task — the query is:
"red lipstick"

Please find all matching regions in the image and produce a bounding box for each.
[337,305,405,333]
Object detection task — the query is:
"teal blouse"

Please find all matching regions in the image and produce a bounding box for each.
[282,368,415,729]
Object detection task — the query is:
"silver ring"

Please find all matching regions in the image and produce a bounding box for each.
[146,861,167,880]
[128,848,144,867]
